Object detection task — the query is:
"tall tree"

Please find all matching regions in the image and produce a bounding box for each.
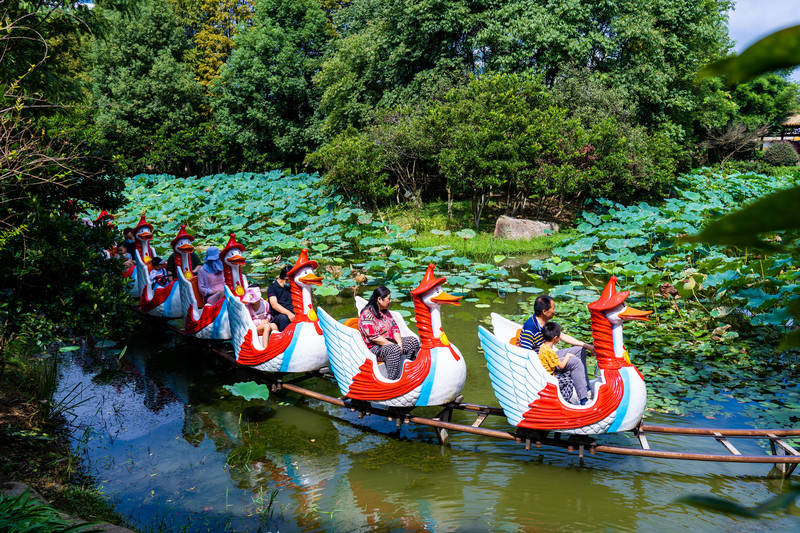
[313,0,485,139]
[90,0,208,174]
[171,0,255,89]
[212,0,329,169]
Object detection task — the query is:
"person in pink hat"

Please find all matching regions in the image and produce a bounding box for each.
[242,286,277,345]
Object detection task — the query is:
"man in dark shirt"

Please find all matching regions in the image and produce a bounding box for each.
[267,265,295,331]
[520,294,595,397]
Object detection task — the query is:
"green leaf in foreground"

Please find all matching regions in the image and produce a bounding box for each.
[58,346,80,353]
[223,381,270,401]
[686,186,800,248]
[676,485,800,518]
[699,25,800,85]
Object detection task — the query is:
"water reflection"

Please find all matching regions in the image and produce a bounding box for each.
[53,300,800,532]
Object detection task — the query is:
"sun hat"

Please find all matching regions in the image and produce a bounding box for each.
[242,286,262,304]
[204,247,220,262]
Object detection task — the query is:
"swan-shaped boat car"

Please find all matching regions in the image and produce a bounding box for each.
[318,263,466,408]
[177,233,250,339]
[225,248,328,372]
[126,214,157,296]
[135,224,200,318]
[478,276,652,435]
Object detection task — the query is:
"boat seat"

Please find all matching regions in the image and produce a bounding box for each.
[510,328,522,347]
[190,275,205,306]
[343,317,359,329]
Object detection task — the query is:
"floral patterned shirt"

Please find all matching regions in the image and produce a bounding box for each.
[358,307,400,349]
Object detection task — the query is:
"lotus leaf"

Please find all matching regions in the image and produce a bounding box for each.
[223,381,270,401]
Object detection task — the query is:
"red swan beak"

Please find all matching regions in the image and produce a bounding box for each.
[431,291,462,306]
[138,231,152,240]
[618,306,652,321]
[227,254,246,265]
[177,244,194,253]
[298,272,323,286]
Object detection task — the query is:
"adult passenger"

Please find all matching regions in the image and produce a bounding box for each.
[198,247,225,305]
[267,265,295,332]
[358,286,420,380]
[520,294,595,397]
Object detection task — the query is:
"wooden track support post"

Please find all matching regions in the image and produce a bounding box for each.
[433,406,454,445]
[768,433,799,479]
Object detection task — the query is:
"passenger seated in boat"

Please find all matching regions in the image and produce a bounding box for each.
[539,322,588,405]
[267,265,295,332]
[121,228,136,259]
[198,247,225,305]
[149,257,170,288]
[242,286,278,345]
[358,286,420,380]
[520,294,594,393]
[115,244,134,268]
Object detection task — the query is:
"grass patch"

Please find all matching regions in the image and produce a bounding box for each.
[408,230,572,262]
[383,199,570,261]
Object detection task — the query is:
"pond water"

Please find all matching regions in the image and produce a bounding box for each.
[55,294,800,532]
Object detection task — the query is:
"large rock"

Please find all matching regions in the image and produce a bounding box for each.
[493,215,559,240]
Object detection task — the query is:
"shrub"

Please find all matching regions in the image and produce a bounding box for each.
[763,142,799,166]
[305,128,394,209]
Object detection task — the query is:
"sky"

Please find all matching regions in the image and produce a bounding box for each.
[727,0,800,80]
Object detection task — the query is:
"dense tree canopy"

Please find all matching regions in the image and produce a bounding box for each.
[8,0,798,221]
[213,0,329,169]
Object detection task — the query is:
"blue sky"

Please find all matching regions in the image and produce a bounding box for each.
[728,0,800,80]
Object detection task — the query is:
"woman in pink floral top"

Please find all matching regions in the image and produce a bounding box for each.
[358,286,420,380]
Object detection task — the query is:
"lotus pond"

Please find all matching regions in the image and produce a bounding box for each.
[114,168,800,426]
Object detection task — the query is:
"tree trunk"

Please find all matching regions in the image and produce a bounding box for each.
[472,191,486,229]
[447,185,453,220]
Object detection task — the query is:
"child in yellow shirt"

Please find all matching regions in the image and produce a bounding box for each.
[538,322,589,405]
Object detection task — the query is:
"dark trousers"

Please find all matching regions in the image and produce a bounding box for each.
[272,313,291,332]
[369,336,421,380]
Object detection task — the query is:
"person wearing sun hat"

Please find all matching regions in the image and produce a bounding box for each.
[198,246,225,305]
[242,286,277,345]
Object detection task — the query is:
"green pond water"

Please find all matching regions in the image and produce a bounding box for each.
[55,293,800,532]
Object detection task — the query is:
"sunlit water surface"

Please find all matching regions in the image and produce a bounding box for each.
[55,294,800,532]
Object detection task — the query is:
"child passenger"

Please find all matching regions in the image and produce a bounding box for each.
[242,287,278,346]
[538,322,590,405]
[149,257,170,288]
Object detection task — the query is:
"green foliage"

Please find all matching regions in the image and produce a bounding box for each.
[170,0,255,89]
[701,24,800,85]
[0,489,99,532]
[305,128,394,207]
[0,208,135,344]
[89,0,210,175]
[213,0,329,170]
[763,142,800,167]
[316,71,681,226]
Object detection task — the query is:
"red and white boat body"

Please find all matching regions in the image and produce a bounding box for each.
[127,214,156,296]
[178,233,249,340]
[318,263,466,408]
[135,250,182,319]
[226,249,328,372]
[478,276,651,435]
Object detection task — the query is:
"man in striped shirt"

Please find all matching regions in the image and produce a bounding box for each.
[520,295,595,396]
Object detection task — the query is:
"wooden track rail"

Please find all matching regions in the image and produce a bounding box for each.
[144,315,800,477]
[275,380,800,477]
